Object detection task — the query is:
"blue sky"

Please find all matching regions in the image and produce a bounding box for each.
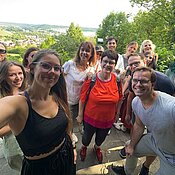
[1,0,139,28]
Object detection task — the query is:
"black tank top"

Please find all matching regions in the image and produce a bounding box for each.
[16,91,68,157]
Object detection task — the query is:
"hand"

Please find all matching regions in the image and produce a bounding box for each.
[115,113,120,121]
[86,72,93,79]
[125,144,134,157]
[76,115,83,124]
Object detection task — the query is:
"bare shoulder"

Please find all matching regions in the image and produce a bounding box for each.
[0,95,28,119]
[0,95,28,132]
[2,95,29,135]
[1,95,27,106]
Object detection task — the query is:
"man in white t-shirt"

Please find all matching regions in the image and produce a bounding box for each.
[106,37,124,74]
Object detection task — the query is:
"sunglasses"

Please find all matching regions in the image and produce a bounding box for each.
[0,49,6,54]
[129,61,140,67]
[33,62,62,73]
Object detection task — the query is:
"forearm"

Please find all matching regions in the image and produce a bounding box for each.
[126,92,134,115]
[0,125,11,137]
[130,123,144,148]
[115,100,122,121]
[78,100,85,117]
[76,100,85,124]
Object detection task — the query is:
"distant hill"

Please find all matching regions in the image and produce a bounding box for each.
[0,22,97,33]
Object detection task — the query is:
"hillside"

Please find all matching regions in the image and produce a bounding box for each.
[0,22,97,33]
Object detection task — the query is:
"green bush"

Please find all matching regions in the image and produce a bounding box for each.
[7,53,23,64]
[156,46,175,73]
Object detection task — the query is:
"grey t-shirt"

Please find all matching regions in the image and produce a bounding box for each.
[132,91,175,155]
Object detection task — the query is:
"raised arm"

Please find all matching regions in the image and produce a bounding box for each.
[0,95,27,133]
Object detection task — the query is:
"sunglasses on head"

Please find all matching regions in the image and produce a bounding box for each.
[0,49,6,54]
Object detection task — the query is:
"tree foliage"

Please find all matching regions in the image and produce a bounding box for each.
[51,23,85,63]
[95,1,174,71]
[96,12,131,53]
[130,0,175,47]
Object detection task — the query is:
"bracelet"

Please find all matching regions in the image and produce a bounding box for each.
[73,145,76,149]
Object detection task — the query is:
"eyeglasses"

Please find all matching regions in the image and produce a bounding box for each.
[129,61,140,67]
[33,62,62,73]
[0,49,6,54]
[132,78,150,85]
[102,59,115,65]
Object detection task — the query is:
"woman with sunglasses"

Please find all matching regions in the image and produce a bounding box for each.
[0,61,27,173]
[0,49,76,175]
[0,42,7,62]
[95,45,104,72]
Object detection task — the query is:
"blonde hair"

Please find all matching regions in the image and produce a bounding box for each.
[140,40,156,54]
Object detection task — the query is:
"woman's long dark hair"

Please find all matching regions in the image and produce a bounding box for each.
[29,49,72,135]
[22,47,39,68]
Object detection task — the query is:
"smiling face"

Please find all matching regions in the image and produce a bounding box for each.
[143,41,153,53]
[144,52,155,67]
[128,55,145,72]
[126,43,138,55]
[132,70,154,98]
[32,54,61,88]
[101,56,116,74]
[79,44,92,64]
[6,65,24,90]
[107,39,117,51]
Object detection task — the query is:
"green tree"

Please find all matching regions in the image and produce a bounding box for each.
[40,36,56,49]
[51,23,85,63]
[130,0,175,48]
[96,12,132,53]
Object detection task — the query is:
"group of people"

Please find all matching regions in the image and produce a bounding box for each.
[0,37,174,175]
